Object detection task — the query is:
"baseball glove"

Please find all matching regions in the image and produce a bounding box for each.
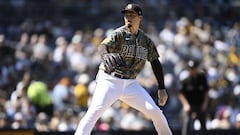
[102,53,125,73]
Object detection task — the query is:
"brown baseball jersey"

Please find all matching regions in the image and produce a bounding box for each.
[99,25,159,79]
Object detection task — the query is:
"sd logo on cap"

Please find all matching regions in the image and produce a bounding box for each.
[121,3,143,16]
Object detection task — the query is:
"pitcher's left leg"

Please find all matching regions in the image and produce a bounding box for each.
[120,81,172,135]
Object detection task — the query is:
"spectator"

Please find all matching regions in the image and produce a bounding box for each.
[52,36,68,66]
[49,111,61,132]
[236,113,240,129]
[159,21,175,47]
[67,42,89,74]
[11,112,27,129]
[27,81,53,117]
[73,73,90,111]
[52,77,73,113]
[219,108,232,129]
[57,110,77,131]
[0,112,9,129]
[14,32,31,72]
[35,112,49,132]
[10,71,31,106]
[0,34,17,91]
[32,34,51,62]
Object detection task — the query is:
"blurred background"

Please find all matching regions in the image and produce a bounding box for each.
[0,0,240,134]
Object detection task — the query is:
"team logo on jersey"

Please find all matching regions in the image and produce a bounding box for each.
[121,44,147,60]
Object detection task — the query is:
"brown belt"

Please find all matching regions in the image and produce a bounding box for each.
[104,71,132,79]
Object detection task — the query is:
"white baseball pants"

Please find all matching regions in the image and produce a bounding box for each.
[74,70,172,135]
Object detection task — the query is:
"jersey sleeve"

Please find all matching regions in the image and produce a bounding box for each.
[146,37,159,62]
[100,30,121,52]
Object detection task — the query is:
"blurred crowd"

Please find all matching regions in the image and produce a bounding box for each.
[1,0,240,133]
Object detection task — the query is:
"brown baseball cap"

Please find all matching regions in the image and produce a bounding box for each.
[121,3,143,15]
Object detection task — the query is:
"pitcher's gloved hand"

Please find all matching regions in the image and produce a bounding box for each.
[158,89,168,106]
[102,53,125,73]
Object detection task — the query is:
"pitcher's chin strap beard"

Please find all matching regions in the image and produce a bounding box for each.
[127,24,132,28]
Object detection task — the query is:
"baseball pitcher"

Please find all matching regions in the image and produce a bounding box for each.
[74,3,173,135]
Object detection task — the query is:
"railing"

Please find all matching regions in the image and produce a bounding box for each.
[0,129,240,135]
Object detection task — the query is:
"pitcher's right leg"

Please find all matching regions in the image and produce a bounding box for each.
[74,72,122,135]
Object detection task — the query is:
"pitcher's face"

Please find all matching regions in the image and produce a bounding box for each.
[123,11,142,28]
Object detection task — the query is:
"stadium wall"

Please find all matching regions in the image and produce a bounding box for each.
[0,129,240,135]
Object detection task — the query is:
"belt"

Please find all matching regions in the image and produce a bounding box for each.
[104,71,131,79]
